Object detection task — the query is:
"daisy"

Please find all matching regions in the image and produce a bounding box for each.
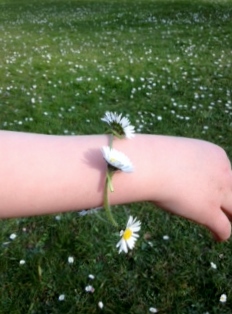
[68,256,74,264]
[101,111,135,139]
[85,285,95,293]
[116,216,141,254]
[88,274,95,280]
[210,262,217,269]
[219,294,227,303]
[9,233,17,240]
[98,301,104,309]
[58,294,65,301]
[102,146,133,173]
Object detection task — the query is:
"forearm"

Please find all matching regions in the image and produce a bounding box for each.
[0,130,231,243]
[0,131,161,218]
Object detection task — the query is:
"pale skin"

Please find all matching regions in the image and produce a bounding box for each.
[0,130,231,241]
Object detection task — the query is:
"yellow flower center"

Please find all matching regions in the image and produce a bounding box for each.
[110,157,117,163]
[123,228,132,240]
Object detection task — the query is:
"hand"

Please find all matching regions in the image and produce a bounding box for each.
[151,137,232,241]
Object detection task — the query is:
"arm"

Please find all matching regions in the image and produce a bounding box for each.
[0,131,231,240]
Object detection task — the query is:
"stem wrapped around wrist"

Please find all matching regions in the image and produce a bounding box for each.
[103,170,118,227]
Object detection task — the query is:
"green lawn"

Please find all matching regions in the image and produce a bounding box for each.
[0,0,232,313]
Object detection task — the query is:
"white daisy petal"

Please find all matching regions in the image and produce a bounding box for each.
[127,215,133,227]
[121,238,128,253]
[131,233,140,238]
[131,226,141,233]
[116,238,122,248]
[129,221,141,230]
[127,237,135,249]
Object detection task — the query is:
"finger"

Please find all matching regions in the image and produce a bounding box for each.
[205,209,231,241]
[221,191,232,218]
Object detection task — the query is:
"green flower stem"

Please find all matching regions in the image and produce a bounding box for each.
[103,171,118,227]
[106,171,114,192]
[106,129,123,141]
[112,130,123,139]
[109,133,114,149]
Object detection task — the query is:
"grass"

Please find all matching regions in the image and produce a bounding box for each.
[0,0,232,313]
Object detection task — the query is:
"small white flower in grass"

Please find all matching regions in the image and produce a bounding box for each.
[79,210,88,216]
[102,146,133,173]
[9,233,17,240]
[85,285,95,293]
[88,274,95,280]
[58,294,65,301]
[149,307,158,313]
[19,260,26,265]
[163,235,169,240]
[116,216,141,254]
[220,294,227,303]
[101,111,135,139]
[98,301,104,309]
[68,256,74,264]
[210,262,217,269]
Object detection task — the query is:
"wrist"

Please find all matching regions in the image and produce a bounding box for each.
[109,134,162,206]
